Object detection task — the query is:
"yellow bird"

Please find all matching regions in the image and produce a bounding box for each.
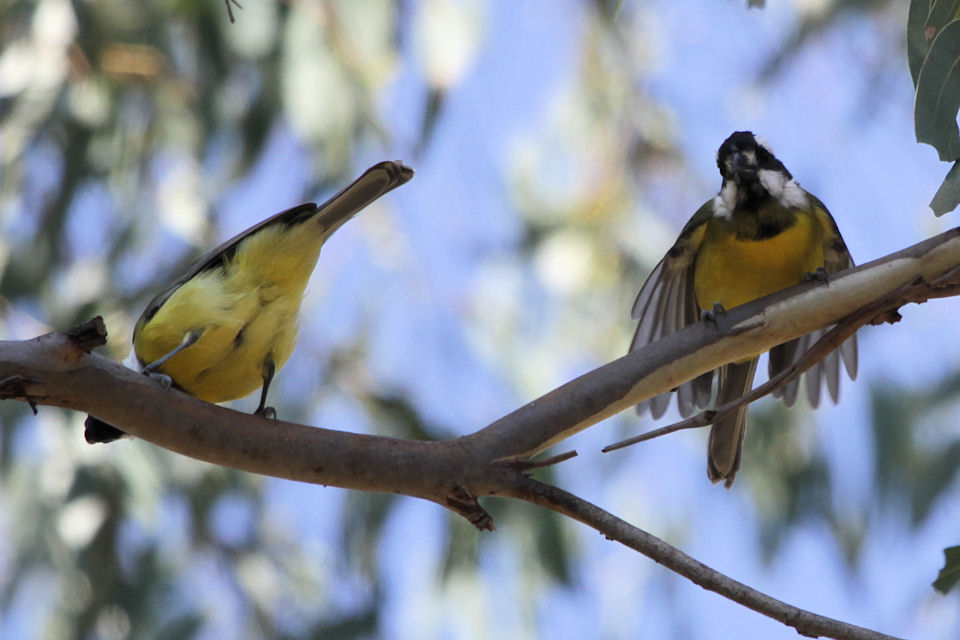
[629,132,857,486]
[86,160,413,443]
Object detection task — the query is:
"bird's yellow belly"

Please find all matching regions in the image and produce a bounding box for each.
[693,217,823,312]
[168,308,299,403]
[132,223,324,403]
[134,285,302,403]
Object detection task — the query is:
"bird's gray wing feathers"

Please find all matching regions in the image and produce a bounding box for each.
[630,204,713,418]
[770,197,857,406]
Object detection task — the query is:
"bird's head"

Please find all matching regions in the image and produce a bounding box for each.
[714,131,802,212]
[717,131,791,184]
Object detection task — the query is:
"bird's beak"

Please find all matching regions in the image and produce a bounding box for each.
[733,151,758,183]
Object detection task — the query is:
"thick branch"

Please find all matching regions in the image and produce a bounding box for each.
[1,228,959,499]
[603,266,960,452]
[0,226,958,505]
[2,230,954,640]
[0,330,500,526]
[466,227,960,460]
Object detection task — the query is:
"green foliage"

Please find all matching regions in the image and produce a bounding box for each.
[742,403,845,562]
[740,368,960,575]
[441,472,575,588]
[1,0,958,637]
[0,0,414,635]
[913,21,960,161]
[929,160,960,215]
[908,0,934,85]
[933,546,960,593]
[870,375,960,525]
[148,614,206,640]
[869,375,960,593]
[909,0,960,212]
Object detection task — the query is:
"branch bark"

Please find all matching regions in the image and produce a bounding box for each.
[467,226,960,461]
[603,265,960,452]
[2,227,959,640]
[504,477,905,640]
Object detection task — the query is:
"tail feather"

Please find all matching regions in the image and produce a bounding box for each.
[707,359,759,487]
[84,416,127,444]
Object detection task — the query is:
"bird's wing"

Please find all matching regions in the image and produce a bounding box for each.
[136,161,414,329]
[770,196,857,407]
[630,201,714,418]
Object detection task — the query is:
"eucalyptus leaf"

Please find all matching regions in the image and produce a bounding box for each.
[147,614,205,640]
[907,0,932,86]
[930,160,960,215]
[925,0,960,32]
[914,20,960,161]
[932,546,960,593]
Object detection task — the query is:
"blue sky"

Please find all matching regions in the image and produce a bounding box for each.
[4,1,960,638]
[248,2,959,638]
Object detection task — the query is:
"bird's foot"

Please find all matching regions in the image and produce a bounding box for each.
[146,372,173,391]
[255,405,277,420]
[804,266,829,284]
[701,302,726,328]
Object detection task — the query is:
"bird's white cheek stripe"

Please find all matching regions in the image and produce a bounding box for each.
[755,136,774,155]
[759,169,807,208]
[758,168,785,196]
[712,180,738,218]
[780,180,807,208]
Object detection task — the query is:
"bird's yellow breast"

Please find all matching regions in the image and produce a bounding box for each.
[133,222,327,402]
[693,211,824,312]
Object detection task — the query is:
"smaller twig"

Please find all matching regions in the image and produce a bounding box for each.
[65,316,107,352]
[446,483,495,531]
[224,0,242,23]
[603,412,713,452]
[927,262,960,291]
[604,274,949,454]
[495,450,578,471]
[0,374,39,414]
[604,300,865,452]
[503,474,906,640]
[868,265,960,326]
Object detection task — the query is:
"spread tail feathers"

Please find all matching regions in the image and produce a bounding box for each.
[707,359,759,487]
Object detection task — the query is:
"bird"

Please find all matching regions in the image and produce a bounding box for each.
[628,131,857,487]
[85,160,414,444]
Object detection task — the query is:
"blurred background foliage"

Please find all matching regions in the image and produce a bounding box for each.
[0,0,959,638]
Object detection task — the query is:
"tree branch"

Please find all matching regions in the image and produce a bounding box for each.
[602,266,960,452]
[465,227,960,460]
[0,328,502,523]
[1,228,959,508]
[2,227,959,640]
[502,476,905,640]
